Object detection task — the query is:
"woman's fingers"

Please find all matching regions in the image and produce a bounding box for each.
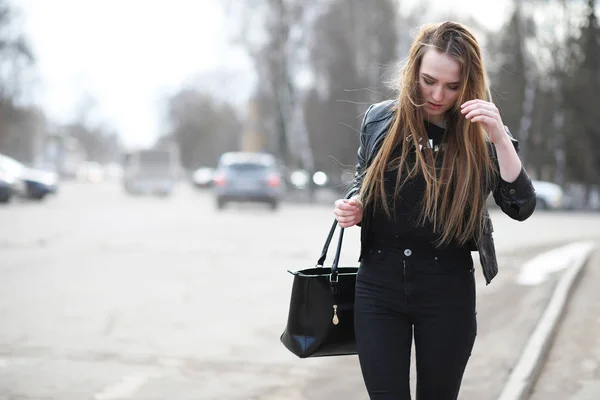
[461,100,499,119]
[333,198,360,227]
[338,216,358,228]
[335,199,355,209]
[334,207,357,218]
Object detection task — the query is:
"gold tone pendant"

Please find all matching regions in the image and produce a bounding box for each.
[332,304,339,325]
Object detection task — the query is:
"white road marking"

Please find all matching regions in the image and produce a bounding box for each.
[516,241,596,286]
[94,371,162,400]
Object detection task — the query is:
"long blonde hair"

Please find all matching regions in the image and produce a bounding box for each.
[359,21,497,247]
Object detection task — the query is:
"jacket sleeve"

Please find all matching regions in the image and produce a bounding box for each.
[345,104,375,200]
[491,127,537,221]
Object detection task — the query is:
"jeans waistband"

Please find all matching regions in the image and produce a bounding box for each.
[362,245,474,273]
[366,239,470,256]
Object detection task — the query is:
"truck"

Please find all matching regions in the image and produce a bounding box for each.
[123,146,180,197]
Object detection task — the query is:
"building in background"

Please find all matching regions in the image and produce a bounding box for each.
[240,98,266,153]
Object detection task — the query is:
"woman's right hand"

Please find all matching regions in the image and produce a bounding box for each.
[333,196,364,228]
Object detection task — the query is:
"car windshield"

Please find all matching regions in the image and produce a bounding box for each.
[225,163,270,172]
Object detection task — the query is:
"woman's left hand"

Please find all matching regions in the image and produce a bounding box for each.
[460,99,507,144]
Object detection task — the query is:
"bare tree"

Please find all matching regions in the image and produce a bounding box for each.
[165,89,241,169]
[563,0,600,187]
[515,1,537,164]
[0,0,37,156]
[487,0,538,168]
[226,0,316,176]
[527,0,581,185]
[63,122,120,164]
[304,0,401,187]
[0,0,34,101]
[0,103,46,162]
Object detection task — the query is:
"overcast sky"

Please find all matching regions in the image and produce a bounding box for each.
[13,0,513,150]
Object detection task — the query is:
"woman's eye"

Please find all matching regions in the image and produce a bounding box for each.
[448,86,459,91]
[424,79,434,85]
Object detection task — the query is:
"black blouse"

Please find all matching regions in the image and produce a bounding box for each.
[367,120,468,252]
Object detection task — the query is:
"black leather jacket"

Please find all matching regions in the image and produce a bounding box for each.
[345,100,536,285]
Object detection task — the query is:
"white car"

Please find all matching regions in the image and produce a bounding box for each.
[192,167,215,188]
[532,180,564,210]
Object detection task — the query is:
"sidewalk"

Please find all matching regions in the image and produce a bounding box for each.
[529,245,600,400]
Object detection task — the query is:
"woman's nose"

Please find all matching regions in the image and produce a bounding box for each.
[432,87,443,102]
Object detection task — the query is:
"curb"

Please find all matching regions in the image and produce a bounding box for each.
[497,242,597,400]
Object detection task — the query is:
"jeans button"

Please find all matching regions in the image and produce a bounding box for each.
[404,249,412,257]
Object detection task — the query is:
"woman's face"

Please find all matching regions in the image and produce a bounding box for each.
[418,48,462,124]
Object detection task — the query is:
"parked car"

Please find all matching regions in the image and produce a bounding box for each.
[0,153,27,199]
[0,169,14,203]
[191,167,215,189]
[213,152,284,210]
[0,154,58,201]
[532,180,564,210]
[22,165,59,200]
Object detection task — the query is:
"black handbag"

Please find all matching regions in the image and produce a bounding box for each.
[280,219,358,358]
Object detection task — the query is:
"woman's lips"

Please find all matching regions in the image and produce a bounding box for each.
[427,102,442,110]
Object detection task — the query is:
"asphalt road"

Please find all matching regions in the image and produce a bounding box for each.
[1,182,599,400]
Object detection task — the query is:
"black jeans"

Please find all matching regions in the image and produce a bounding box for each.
[354,245,477,400]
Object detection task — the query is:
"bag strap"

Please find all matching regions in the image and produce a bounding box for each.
[330,227,344,284]
[316,219,339,267]
[316,192,355,267]
[318,194,356,291]
[315,219,346,285]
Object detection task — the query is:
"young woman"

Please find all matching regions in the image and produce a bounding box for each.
[333,21,536,399]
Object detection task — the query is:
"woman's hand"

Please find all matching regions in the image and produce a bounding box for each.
[333,196,364,228]
[461,99,522,182]
[460,99,509,145]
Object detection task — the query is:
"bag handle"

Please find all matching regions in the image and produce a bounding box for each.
[317,193,356,290]
[317,192,355,267]
[330,226,344,284]
[315,219,345,287]
[316,219,339,267]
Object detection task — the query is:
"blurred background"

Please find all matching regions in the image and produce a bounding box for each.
[1,0,600,399]
[0,0,597,207]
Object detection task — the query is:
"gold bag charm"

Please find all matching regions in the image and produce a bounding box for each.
[332,304,339,325]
